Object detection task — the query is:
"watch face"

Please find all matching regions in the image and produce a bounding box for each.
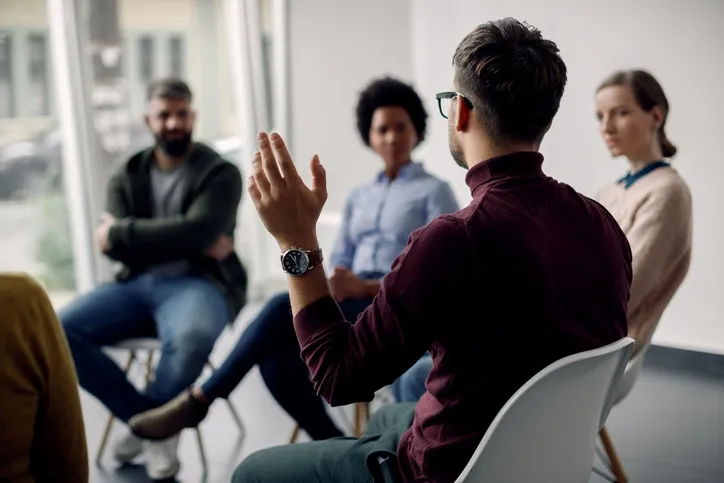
[282,249,310,276]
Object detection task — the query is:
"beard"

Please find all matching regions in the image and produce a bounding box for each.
[448,118,467,169]
[156,131,193,158]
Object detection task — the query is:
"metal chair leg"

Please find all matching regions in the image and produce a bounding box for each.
[96,351,136,465]
[289,424,301,443]
[195,427,208,474]
[600,426,628,483]
[205,359,245,434]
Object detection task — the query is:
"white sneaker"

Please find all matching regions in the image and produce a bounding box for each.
[144,434,181,480]
[113,430,143,463]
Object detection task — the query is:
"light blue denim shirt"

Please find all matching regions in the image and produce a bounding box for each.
[330,162,459,275]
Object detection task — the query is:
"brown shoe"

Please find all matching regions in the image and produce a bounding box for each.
[129,390,210,440]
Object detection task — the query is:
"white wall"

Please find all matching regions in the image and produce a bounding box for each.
[410,0,724,354]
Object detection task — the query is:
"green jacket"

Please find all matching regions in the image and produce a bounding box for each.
[105,142,247,320]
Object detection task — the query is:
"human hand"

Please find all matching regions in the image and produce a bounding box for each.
[329,267,368,302]
[204,234,235,261]
[95,212,115,253]
[248,132,327,250]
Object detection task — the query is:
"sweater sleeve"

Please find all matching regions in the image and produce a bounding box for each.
[108,162,242,264]
[626,183,691,333]
[293,216,470,406]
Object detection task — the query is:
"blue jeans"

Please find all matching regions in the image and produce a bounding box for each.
[60,274,229,422]
[201,291,375,440]
[391,354,433,403]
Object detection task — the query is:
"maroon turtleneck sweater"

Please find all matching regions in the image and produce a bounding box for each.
[294,152,632,483]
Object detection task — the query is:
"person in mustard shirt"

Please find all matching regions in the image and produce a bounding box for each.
[0,273,88,483]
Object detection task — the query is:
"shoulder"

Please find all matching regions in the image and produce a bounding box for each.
[0,273,54,331]
[407,214,467,250]
[191,143,241,180]
[594,181,620,204]
[0,272,46,298]
[640,168,691,212]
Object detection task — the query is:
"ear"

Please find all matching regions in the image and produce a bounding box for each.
[144,114,151,130]
[650,105,664,130]
[190,110,197,125]
[455,95,471,132]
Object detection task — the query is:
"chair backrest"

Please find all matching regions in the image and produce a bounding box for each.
[454,337,634,483]
[608,342,649,409]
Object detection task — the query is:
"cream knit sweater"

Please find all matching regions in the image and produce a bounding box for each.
[596,165,692,355]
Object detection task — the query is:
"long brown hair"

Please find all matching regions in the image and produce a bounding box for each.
[598,70,677,158]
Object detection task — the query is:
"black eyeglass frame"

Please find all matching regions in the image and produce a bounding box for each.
[435,91,473,119]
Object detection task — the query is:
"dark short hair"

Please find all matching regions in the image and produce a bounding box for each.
[147,78,193,102]
[453,17,567,144]
[355,77,427,146]
[598,70,677,158]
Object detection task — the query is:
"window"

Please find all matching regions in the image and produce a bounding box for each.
[28,34,50,116]
[138,36,154,82]
[0,32,14,118]
[169,36,184,77]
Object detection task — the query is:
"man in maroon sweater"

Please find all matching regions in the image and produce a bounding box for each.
[233,17,632,483]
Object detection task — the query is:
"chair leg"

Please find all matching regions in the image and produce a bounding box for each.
[289,424,301,443]
[600,426,628,483]
[96,351,136,465]
[96,413,116,467]
[224,399,245,433]
[354,402,369,437]
[195,427,208,474]
[144,350,155,384]
[205,359,245,435]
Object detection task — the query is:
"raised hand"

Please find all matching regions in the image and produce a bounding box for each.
[248,132,327,250]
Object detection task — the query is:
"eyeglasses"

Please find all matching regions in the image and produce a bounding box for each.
[435,91,473,119]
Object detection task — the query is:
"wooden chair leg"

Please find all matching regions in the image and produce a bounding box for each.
[144,350,155,384]
[96,413,116,466]
[289,424,301,443]
[600,426,628,483]
[96,351,136,465]
[354,402,370,437]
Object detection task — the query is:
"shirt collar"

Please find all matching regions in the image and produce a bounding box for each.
[376,161,425,183]
[617,160,670,189]
[465,151,545,197]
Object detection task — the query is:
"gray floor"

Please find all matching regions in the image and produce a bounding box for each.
[82,304,724,483]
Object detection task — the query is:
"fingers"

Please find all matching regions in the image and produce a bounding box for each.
[248,175,263,206]
[251,151,271,197]
[310,154,328,202]
[269,132,299,180]
[258,132,284,187]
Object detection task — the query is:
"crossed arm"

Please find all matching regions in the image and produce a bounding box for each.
[100,164,242,265]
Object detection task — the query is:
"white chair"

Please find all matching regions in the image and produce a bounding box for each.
[95,338,246,472]
[452,337,634,483]
[596,344,649,483]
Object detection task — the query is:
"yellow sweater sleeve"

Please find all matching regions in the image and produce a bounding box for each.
[0,274,88,483]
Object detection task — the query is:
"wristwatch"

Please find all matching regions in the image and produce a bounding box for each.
[280,247,324,276]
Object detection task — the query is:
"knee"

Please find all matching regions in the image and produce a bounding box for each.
[172,328,219,362]
[410,357,433,381]
[232,450,274,483]
[57,309,85,347]
[264,292,291,315]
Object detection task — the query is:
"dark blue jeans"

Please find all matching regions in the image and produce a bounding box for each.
[201,291,375,441]
[60,274,229,422]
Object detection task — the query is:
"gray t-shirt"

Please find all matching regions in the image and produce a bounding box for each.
[147,162,191,275]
